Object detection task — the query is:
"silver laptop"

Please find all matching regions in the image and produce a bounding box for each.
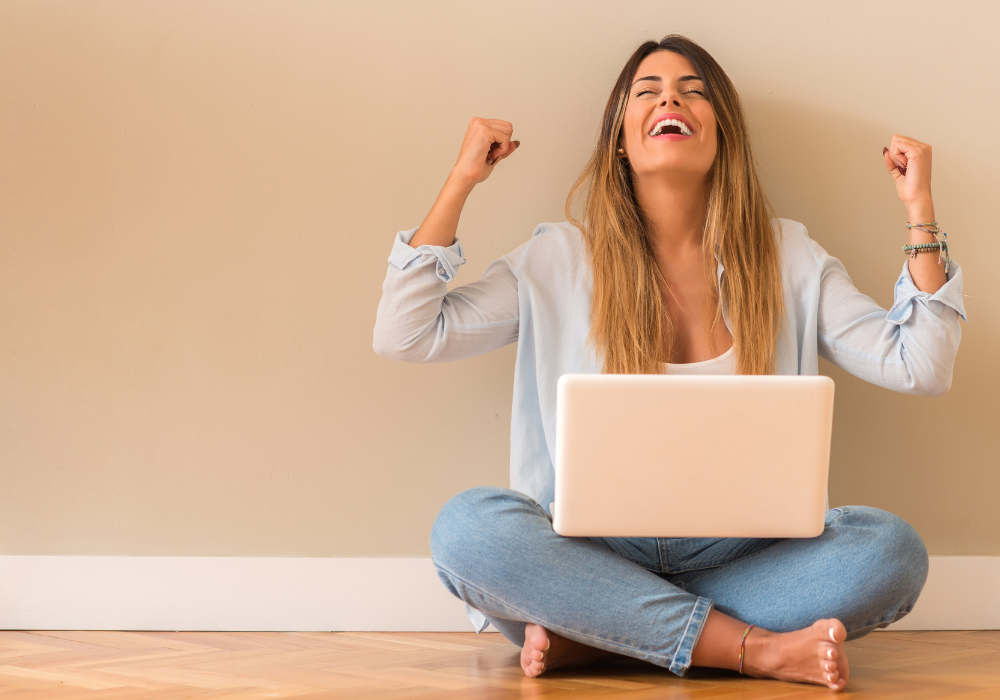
[552,374,835,538]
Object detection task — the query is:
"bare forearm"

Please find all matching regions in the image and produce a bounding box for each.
[904,200,947,294]
[409,173,476,248]
[883,136,945,294]
[408,117,519,249]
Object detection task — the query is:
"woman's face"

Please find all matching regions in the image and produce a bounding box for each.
[620,51,718,183]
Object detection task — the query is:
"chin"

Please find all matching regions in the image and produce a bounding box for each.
[637,160,710,180]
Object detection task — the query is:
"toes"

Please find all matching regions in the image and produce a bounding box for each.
[813,618,847,644]
[828,619,847,644]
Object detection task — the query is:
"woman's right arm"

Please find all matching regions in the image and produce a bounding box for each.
[409,118,519,248]
[372,118,524,363]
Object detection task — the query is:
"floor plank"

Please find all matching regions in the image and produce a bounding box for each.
[0,630,996,698]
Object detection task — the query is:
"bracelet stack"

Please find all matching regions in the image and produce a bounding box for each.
[904,221,950,274]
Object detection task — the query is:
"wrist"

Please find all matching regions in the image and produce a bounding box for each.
[905,199,935,225]
[445,169,478,197]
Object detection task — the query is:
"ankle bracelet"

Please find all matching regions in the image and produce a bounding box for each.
[738,624,756,675]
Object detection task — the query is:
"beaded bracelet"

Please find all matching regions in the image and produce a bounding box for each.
[905,221,951,273]
[902,242,945,254]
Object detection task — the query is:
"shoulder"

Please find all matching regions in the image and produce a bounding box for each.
[529,221,586,252]
[772,218,829,275]
[515,221,587,276]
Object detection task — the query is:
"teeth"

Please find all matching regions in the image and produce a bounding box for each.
[649,118,693,137]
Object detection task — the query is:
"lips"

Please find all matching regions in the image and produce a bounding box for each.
[648,112,695,138]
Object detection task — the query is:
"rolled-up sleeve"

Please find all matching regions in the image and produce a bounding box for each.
[372,227,525,363]
[815,236,966,395]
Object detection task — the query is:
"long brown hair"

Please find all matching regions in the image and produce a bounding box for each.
[566,35,783,375]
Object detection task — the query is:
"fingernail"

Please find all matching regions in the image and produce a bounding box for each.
[882,147,889,155]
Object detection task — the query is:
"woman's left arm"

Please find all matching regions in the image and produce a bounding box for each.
[812,135,966,395]
[883,135,945,292]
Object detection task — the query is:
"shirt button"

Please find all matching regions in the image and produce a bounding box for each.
[437,268,445,275]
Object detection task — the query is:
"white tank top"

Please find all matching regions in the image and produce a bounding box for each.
[665,346,735,375]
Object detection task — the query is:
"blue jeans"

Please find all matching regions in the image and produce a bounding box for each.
[430,487,928,676]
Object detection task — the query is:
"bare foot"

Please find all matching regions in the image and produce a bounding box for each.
[520,623,612,677]
[743,619,850,691]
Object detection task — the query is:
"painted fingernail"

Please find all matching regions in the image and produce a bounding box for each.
[882,146,889,155]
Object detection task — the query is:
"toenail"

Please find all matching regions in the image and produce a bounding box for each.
[829,628,836,642]
[827,649,833,659]
[545,639,551,650]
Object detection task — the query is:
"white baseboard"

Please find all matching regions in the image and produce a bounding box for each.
[0,555,995,632]
[882,556,1000,631]
[0,557,471,632]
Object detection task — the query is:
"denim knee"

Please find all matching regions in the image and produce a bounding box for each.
[843,506,929,608]
[430,487,528,580]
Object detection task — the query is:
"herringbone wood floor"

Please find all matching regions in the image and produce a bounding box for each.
[0,630,997,699]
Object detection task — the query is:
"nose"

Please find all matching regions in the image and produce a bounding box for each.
[660,98,681,107]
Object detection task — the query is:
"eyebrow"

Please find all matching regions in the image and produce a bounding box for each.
[631,74,704,87]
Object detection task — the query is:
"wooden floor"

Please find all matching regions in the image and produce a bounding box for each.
[0,630,997,699]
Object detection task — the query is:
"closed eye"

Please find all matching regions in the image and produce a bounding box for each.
[635,88,705,98]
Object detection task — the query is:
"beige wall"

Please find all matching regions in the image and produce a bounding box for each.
[0,0,996,556]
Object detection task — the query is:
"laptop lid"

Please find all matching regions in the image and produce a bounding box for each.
[553,374,834,538]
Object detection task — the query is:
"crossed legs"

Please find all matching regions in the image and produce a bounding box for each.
[430,487,928,690]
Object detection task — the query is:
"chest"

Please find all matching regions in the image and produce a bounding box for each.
[659,267,732,364]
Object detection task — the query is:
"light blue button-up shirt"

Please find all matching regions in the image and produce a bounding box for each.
[374,219,966,513]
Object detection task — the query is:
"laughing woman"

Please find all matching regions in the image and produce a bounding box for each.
[372,35,964,691]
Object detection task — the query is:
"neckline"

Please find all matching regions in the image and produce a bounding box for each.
[664,345,734,369]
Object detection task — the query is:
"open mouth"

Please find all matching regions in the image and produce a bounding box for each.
[648,118,694,137]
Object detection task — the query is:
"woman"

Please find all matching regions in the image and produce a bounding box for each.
[372,35,964,691]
